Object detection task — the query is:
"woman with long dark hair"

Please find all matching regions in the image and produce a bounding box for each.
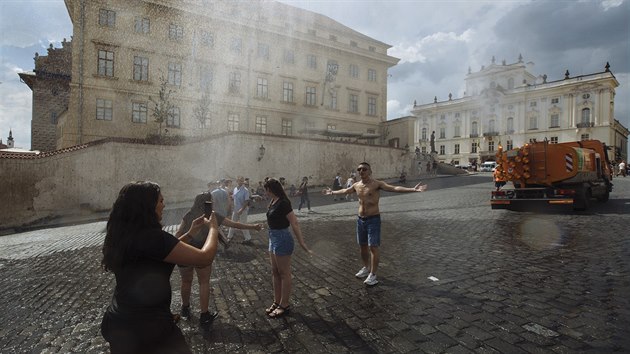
[101,181,219,353]
[263,178,311,318]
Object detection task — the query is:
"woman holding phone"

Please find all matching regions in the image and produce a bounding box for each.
[100,181,219,353]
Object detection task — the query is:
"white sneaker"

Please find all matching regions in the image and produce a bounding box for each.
[364,273,379,286]
[355,267,370,278]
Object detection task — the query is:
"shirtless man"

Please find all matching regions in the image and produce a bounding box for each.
[323,162,427,285]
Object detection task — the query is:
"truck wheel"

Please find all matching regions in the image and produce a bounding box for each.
[596,189,609,202]
[573,187,591,211]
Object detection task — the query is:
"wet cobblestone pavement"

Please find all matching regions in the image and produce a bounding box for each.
[1,175,629,353]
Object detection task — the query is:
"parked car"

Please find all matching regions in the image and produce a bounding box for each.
[455,164,470,170]
[480,161,497,172]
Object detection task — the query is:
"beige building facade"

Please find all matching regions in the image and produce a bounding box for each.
[387,56,628,165]
[53,0,398,149]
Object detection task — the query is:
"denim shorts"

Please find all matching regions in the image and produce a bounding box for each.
[356,215,381,246]
[268,228,294,256]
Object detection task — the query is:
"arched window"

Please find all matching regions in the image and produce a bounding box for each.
[488,119,495,133]
[421,127,427,140]
[472,121,478,135]
[581,108,591,124]
[507,117,514,133]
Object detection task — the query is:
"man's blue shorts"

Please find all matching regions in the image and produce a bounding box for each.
[268,228,295,256]
[356,214,381,246]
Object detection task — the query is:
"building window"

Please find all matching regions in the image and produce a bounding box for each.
[421,128,427,140]
[368,69,377,82]
[507,117,514,133]
[349,64,359,78]
[132,102,147,123]
[488,141,495,152]
[488,119,495,133]
[529,115,538,130]
[329,90,337,109]
[472,142,478,153]
[134,17,150,33]
[471,121,478,135]
[582,93,590,99]
[229,71,241,93]
[550,136,558,144]
[200,66,213,90]
[256,77,268,98]
[166,107,180,127]
[551,97,559,104]
[581,134,590,141]
[200,30,214,47]
[50,111,58,124]
[530,101,537,107]
[169,24,184,41]
[508,78,515,89]
[257,43,269,60]
[350,40,358,47]
[367,97,377,116]
[230,37,242,54]
[439,127,446,139]
[349,94,358,113]
[168,62,182,86]
[454,124,460,137]
[282,82,294,103]
[454,144,460,154]
[284,50,295,64]
[506,140,513,150]
[281,119,292,136]
[550,113,559,127]
[98,50,114,77]
[439,145,445,155]
[307,55,317,69]
[255,116,267,133]
[421,146,427,153]
[99,9,116,27]
[228,113,239,131]
[133,56,149,81]
[96,99,113,121]
[329,34,337,41]
[581,108,591,124]
[305,86,317,106]
[369,46,376,52]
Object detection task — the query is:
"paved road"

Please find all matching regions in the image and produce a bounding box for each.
[1,174,629,353]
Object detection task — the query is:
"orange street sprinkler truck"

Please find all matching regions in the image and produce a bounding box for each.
[491,140,613,211]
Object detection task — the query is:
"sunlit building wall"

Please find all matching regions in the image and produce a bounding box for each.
[56,0,399,149]
[387,56,628,164]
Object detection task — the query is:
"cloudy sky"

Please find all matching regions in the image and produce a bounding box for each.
[0,0,628,149]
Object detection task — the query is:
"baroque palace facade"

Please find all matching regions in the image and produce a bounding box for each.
[386,56,628,165]
[22,0,398,150]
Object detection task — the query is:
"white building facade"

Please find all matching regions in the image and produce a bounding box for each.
[395,56,627,165]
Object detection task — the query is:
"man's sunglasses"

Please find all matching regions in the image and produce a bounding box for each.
[357,167,369,172]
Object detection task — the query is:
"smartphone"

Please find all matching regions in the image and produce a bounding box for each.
[204,201,213,217]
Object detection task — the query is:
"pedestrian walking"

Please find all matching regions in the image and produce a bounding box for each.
[297,176,311,212]
[100,181,220,353]
[345,175,355,201]
[262,178,312,318]
[174,191,262,328]
[332,173,342,200]
[227,176,253,244]
[323,162,427,286]
[618,160,627,177]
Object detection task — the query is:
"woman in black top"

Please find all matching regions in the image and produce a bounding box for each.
[263,178,311,318]
[101,181,220,353]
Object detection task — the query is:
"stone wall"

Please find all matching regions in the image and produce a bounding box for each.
[0,133,414,229]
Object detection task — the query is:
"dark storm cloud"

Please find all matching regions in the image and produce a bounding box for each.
[493,0,629,73]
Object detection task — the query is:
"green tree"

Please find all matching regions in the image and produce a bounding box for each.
[150,75,175,139]
[193,89,212,134]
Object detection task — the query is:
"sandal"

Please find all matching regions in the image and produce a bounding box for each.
[268,304,290,318]
[265,302,279,314]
